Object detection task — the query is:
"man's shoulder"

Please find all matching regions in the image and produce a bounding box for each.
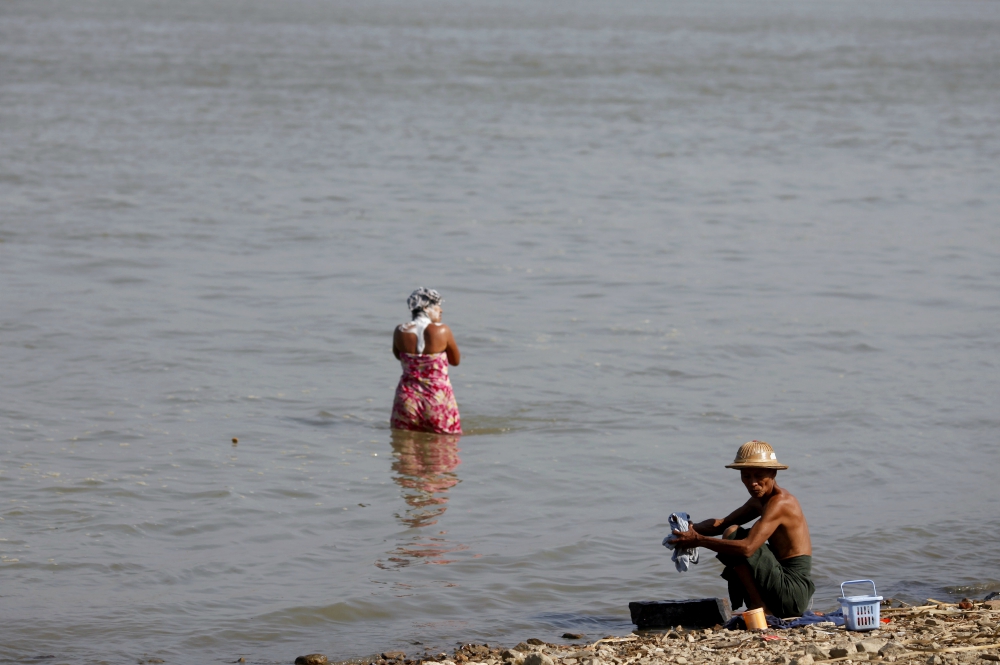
[765,487,804,513]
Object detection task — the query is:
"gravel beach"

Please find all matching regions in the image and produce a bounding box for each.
[336,600,1000,665]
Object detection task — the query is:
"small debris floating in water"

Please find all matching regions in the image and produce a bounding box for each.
[232,438,238,445]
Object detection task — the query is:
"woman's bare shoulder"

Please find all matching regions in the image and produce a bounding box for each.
[428,322,453,336]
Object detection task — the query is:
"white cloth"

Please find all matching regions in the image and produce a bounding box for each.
[398,314,433,354]
[662,511,700,573]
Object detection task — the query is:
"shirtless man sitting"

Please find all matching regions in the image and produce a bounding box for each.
[669,441,815,618]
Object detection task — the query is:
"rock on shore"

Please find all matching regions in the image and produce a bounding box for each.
[360,600,998,665]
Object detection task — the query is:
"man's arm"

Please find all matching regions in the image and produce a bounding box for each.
[690,500,760,536]
[674,496,788,558]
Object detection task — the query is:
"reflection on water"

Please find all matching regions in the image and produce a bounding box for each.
[379,535,470,570]
[390,429,462,529]
[378,430,469,569]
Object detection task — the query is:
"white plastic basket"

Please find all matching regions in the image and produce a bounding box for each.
[838,579,883,631]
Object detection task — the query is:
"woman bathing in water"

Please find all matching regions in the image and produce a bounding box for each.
[390,288,462,434]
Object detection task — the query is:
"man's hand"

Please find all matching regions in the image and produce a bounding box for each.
[670,525,701,548]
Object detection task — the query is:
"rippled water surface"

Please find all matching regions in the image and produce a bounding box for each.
[2,0,1000,662]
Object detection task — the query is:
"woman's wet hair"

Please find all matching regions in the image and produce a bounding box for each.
[407,288,442,318]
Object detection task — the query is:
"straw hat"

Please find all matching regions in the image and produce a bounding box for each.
[725,440,788,470]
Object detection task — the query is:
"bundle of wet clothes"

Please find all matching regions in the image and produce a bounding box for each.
[662,512,700,573]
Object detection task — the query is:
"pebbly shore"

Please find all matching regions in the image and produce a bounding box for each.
[309,599,1000,665]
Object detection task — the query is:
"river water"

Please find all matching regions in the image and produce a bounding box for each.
[2,0,999,663]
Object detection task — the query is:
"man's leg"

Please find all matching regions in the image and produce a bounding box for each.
[731,564,773,615]
[722,526,774,615]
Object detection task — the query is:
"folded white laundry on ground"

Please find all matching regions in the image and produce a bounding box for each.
[662,511,700,573]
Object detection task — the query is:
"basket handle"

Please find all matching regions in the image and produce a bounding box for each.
[840,579,877,597]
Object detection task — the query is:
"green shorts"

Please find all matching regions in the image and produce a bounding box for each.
[716,527,815,618]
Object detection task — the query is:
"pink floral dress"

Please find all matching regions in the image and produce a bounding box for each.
[391,352,462,434]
